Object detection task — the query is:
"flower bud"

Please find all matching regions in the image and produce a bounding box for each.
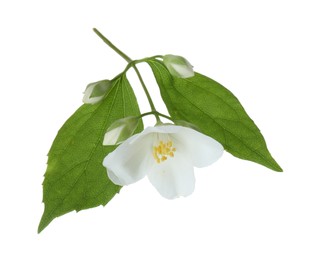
[83,80,111,104]
[103,116,140,145]
[163,55,194,78]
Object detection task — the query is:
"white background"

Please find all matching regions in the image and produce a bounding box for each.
[1,0,315,259]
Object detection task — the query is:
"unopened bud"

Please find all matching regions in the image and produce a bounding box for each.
[163,55,194,78]
[103,116,140,145]
[83,80,111,104]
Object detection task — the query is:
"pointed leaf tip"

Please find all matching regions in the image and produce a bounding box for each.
[38,75,143,232]
[147,59,282,172]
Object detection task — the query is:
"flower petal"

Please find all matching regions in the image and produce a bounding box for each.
[147,153,195,199]
[173,127,224,167]
[107,169,125,186]
[142,124,182,134]
[103,134,153,186]
[170,63,194,78]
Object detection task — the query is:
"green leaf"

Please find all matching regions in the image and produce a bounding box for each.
[38,74,143,233]
[147,59,282,172]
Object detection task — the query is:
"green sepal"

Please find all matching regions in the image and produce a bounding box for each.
[88,80,111,98]
[103,116,140,145]
[147,59,282,172]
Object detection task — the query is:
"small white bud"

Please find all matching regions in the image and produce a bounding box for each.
[83,80,111,104]
[103,116,140,145]
[163,55,194,78]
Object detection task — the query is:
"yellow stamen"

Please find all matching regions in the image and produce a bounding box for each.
[153,140,176,164]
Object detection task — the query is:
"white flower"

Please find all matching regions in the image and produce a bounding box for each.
[103,124,223,199]
[83,80,111,104]
[163,54,194,78]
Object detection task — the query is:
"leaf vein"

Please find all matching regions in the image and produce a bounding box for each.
[43,79,121,222]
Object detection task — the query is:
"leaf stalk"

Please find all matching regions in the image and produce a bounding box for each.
[93,28,160,122]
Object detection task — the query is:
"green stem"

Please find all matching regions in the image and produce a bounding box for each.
[139,111,173,121]
[132,66,161,122]
[93,28,132,63]
[122,56,163,73]
[93,28,160,122]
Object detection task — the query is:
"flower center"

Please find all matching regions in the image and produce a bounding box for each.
[153,140,176,164]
